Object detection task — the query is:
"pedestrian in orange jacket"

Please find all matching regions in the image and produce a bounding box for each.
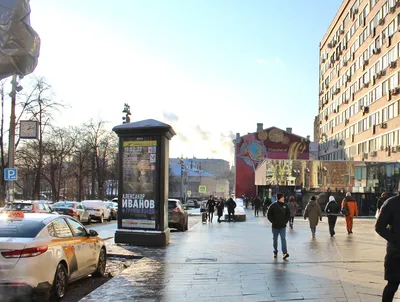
[341,192,358,234]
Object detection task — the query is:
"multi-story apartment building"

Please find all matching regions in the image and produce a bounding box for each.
[318,0,400,161]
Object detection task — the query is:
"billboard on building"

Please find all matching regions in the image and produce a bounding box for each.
[235,127,309,197]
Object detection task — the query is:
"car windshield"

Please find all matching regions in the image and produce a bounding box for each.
[0,219,45,238]
[168,201,178,209]
[53,202,75,208]
[4,203,33,212]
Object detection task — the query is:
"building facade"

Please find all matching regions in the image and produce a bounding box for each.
[234,123,310,197]
[319,0,400,162]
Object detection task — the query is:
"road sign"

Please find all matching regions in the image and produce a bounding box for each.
[4,168,18,181]
[187,190,192,197]
[198,185,207,193]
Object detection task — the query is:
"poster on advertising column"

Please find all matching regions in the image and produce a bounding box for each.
[121,138,158,230]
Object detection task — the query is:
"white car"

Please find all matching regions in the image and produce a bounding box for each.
[81,200,111,223]
[0,212,106,301]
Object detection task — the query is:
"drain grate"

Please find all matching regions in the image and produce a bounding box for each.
[186,258,217,263]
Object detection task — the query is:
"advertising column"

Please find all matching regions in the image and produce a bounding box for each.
[121,139,158,230]
[113,119,175,247]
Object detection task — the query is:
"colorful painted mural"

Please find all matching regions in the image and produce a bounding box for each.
[235,127,309,197]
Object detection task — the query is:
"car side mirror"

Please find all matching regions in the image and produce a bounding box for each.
[88,229,98,237]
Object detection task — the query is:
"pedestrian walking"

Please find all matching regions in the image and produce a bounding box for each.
[303,196,322,239]
[325,195,340,237]
[226,196,236,222]
[216,198,224,223]
[262,197,269,217]
[375,193,400,301]
[267,193,290,260]
[341,192,358,234]
[376,192,388,218]
[288,196,297,229]
[254,195,262,217]
[206,196,216,223]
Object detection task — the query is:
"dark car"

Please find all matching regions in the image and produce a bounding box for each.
[51,201,91,224]
[168,199,188,232]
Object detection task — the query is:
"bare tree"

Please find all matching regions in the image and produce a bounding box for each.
[41,127,76,201]
[84,120,118,200]
[20,76,66,199]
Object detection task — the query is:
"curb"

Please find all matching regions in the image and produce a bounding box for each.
[107,253,142,260]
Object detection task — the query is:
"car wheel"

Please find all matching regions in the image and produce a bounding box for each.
[87,216,92,225]
[99,215,104,223]
[77,215,81,222]
[52,263,68,300]
[108,214,112,222]
[184,217,189,231]
[93,248,107,277]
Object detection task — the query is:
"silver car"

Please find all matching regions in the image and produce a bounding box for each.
[51,202,91,224]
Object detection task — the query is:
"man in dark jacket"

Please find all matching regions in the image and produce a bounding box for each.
[206,196,216,223]
[325,195,340,237]
[226,196,236,222]
[375,193,400,301]
[377,192,388,212]
[267,193,290,260]
[254,196,262,217]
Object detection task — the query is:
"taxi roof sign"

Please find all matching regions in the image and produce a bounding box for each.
[7,211,24,220]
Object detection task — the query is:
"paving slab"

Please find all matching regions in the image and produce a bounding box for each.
[80,210,400,301]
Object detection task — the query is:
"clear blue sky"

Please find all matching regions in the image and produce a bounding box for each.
[30,0,342,163]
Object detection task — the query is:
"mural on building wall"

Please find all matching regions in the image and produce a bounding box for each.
[235,127,309,197]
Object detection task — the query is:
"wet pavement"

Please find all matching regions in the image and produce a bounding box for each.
[80,210,399,301]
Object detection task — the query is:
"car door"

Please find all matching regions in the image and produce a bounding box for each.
[65,218,94,276]
[75,204,86,222]
[48,218,84,280]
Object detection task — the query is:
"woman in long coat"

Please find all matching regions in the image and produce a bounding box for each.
[216,198,225,223]
[304,196,322,238]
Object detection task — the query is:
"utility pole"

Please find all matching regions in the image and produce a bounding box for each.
[7,75,22,204]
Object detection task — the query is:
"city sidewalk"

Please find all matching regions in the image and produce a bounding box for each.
[80,210,399,302]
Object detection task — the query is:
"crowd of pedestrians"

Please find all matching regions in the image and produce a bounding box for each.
[201,190,400,300]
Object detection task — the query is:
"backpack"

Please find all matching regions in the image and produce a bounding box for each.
[341,202,350,216]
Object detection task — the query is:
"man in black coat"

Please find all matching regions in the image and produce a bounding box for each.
[206,196,216,223]
[254,196,262,217]
[267,193,290,260]
[375,193,400,301]
[226,196,236,222]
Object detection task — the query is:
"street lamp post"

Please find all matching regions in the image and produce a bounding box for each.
[178,157,184,202]
[122,103,131,124]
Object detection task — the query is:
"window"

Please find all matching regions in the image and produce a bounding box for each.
[49,218,73,238]
[0,220,45,238]
[389,46,397,62]
[382,107,388,121]
[369,139,375,151]
[383,53,389,69]
[67,218,87,237]
[383,80,389,95]
[389,104,394,119]
[390,73,398,89]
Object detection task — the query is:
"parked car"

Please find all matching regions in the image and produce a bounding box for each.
[51,201,91,224]
[105,201,118,220]
[0,212,106,301]
[81,200,111,223]
[185,200,199,208]
[1,201,56,215]
[168,199,188,231]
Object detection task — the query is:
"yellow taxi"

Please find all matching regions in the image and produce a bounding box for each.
[0,212,106,301]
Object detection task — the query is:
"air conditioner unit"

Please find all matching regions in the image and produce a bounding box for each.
[391,146,397,153]
[364,82,369,88]
[345,118,349,125]
[392,87,400,95]
[379,18,385,25]
[381,122,388,129]
[364,59,369,66]
[397,1,400,8]
[397,145,400,152]
[325,115,328,120]
[363,106,369,114]
[377,72,382,79]
[390,6,396,13]
[372,75,376,85]
[340,29,345,35]
[344,61,348,66]
[346,75,351,82]
[322,58,326,63]
[375,47,381,54]
[333,109,337,113]
[328,42,333,48]
[370,151,377,157]
[363,153,369,159]
[353,8,359,14]
[390,61,397,68]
